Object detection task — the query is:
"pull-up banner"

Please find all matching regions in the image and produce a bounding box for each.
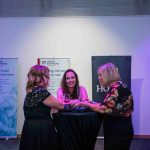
[0,58,18,138]
[92,56,131,103]
[38,58,70,97]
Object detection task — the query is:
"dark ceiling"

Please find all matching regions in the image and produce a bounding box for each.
[0,0,149,17]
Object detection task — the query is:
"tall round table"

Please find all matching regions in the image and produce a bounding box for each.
[53,111,103,150]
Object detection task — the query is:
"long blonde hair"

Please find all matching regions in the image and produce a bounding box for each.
[26,65,50,93]
[97,62,121,87]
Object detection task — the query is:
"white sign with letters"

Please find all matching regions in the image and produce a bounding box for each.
[38,58,70,97]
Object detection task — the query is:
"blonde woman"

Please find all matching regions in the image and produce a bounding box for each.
[74,63,134,150]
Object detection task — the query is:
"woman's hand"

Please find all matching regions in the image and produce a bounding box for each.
[72,101,89,107]
[50,108,58,114]
[63,99,80,106]
[63,99,71,103]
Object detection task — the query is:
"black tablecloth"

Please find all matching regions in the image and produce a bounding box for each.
[53,111,103,150]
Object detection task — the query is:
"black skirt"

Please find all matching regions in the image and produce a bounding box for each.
[19,118,59,150]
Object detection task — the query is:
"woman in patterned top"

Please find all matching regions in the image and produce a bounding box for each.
[74,62,134,150]
[19,65,64,150]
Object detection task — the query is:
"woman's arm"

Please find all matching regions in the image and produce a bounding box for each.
[57,88,64,102]
[73,101,106,113]
[43,95,64,110]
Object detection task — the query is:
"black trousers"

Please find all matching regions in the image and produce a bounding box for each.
[103,116,134,150]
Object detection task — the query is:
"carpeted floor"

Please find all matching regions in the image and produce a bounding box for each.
[0,138,150,150]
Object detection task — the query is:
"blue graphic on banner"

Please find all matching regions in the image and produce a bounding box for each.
[0,58,18,137]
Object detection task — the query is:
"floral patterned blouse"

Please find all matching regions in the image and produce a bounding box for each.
[102,81,134,117]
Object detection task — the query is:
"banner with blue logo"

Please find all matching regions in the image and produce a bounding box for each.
[38,58,70,97]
